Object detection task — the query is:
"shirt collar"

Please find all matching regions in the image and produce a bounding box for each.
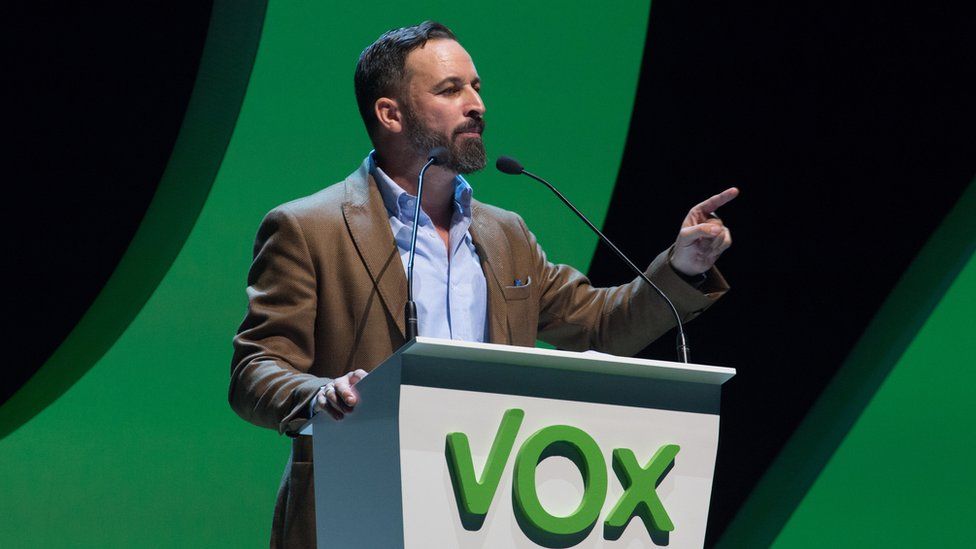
[367,151,473,223]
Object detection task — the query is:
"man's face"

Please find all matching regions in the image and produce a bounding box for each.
[399,39,486,173]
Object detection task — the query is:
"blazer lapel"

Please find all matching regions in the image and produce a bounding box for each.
[470,202,511,345]
[342,165,407,338]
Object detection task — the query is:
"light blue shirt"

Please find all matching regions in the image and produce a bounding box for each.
[368,153,488,342]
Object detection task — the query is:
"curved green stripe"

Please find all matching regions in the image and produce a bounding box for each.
[717,181,976,547]
[772,228,975,547]
[0,0,269,440]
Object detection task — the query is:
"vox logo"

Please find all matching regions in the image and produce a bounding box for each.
[445,408,679,547]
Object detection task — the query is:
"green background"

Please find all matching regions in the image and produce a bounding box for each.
[775,242,975,546]
[0,1,650,545]
[2,1,974,546]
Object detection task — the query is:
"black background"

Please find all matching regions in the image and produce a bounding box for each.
[5,1,975,545]
[590,0,975,543]
[5,2,213,403]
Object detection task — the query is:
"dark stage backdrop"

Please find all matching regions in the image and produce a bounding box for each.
[2,0,974,546]
[590,1,976,546]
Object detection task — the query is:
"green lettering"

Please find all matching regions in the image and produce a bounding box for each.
[445,408,524,530]
[513,425,607,546]
[604,444,680,538]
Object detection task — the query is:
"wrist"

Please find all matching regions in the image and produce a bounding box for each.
[309,385,328,418]
[668,259,707,288]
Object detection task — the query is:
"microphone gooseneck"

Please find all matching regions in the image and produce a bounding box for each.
[495,155,691,363]
[405,146,449,342]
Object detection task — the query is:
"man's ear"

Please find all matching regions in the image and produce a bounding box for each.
[375,97,402,134]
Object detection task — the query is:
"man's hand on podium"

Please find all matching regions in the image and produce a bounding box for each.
[313,369,368,420]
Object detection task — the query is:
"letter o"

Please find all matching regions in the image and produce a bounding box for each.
[512,425,608,538]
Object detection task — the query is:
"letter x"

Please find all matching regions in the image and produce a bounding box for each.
[604,444,680,534]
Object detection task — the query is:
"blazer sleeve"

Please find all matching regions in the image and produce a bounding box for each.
[229,206,329,436]
[522,216,729,356]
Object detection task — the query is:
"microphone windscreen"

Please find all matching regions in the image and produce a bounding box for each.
[428,146,450,165]
[495,155,524,175]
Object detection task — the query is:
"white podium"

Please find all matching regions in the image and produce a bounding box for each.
[300,337,735,548]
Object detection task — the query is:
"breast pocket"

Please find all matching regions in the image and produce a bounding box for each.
[502,276,532,301]
[501,277,535,344]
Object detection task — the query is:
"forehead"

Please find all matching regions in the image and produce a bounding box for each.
[404,39,478,86]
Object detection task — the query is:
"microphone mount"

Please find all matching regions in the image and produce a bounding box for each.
[496,155,691,363]
[404,147,449,342]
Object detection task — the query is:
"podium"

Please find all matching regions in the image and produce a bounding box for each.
[299,337,735,548]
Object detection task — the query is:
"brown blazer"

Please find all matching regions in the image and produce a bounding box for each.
[229,160,728,548]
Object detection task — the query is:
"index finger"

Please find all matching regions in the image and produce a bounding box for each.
[693,187,739,216]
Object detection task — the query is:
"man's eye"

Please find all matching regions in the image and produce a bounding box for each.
[440,88,460,95]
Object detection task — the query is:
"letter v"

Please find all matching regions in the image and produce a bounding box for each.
[445,408,525,530]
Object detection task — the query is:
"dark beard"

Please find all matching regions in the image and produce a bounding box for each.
[402,104,487,174]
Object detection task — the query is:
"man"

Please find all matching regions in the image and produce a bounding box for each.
[230,21,735,548]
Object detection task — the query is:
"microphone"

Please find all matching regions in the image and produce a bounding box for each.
[495,155,523,175]
[405,146,449,341]
[495,155,692,363]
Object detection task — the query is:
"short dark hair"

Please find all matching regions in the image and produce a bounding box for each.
[354,21,457,138]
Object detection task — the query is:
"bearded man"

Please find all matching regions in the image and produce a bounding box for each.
[229,21,736,548]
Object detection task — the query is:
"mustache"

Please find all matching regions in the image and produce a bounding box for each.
[453,119,485,136]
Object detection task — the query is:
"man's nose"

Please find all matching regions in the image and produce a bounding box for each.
[465,87,486,117]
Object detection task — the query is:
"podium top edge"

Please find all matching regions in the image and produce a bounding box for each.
[404,337,736,385]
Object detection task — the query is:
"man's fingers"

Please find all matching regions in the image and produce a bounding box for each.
[719,229,732,252]
[318,371,368,420]
[709,227,731,253]
[314,388,345,420]
[677,223,723,247]
[348,369,369,385]
[692,187,739,217]
[334,384,356,407]
[334,374,363,409]
[326,383,353,413]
